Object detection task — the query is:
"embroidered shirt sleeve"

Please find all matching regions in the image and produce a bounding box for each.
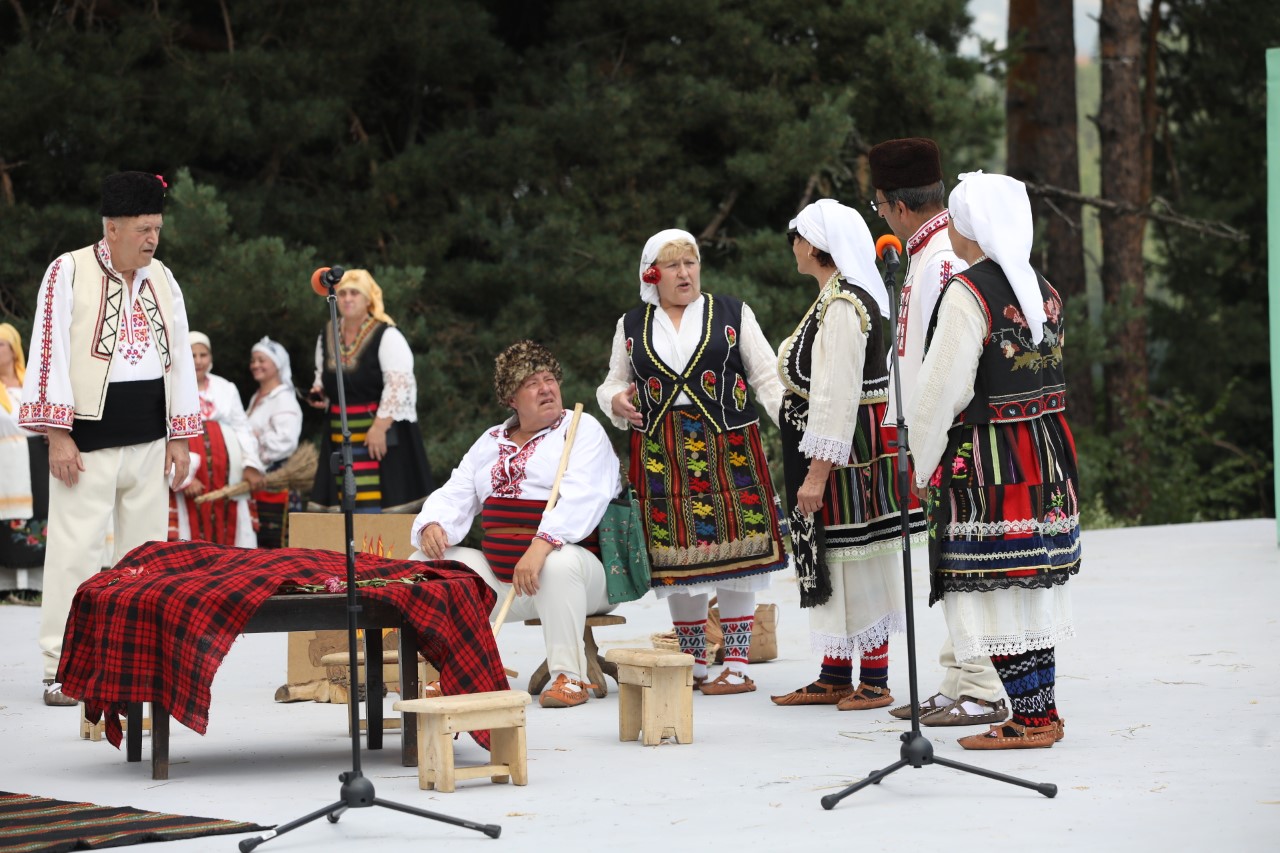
[411,433,487,549]
[738,303,784,427]
[163,268,204,439]
[907,286,985,487]
[800,297,864,464]
[595,317,634,431]
[18,256,75,432]
[375,327,417,422]
[539,416,622,545]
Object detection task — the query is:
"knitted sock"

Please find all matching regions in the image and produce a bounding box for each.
[673,620,709,679]
[991,647,1057,728]
[858,642,889,689]
[819,655,854,687]
[720,614,754,676]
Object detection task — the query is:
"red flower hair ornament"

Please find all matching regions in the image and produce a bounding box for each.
[641,265,662,285]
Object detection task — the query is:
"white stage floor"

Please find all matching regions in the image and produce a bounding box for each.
[0,519,1276,851]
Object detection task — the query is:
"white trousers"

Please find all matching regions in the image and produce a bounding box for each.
[39,439,169,680]
[935,636,1004,702]
[412,544,614,682]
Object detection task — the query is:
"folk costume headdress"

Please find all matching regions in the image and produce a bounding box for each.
[493,340,562,406]
[867,137,943,191]
[0,322,26,414]
[788,199,890,319]
[637,228,700,306]
[948,172,1047,345]
[338,269,396,326]
[100,171,167,217]
[252,336,294,390]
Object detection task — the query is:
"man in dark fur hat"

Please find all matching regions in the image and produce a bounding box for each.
[19,171,202,706]
[867,138,1008,729]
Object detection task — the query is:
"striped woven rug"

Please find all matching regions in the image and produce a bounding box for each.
[0,791,270,852]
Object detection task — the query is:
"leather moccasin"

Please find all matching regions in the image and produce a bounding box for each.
[957,721,1056,750]
[699,670,756,695]
[889,691,950,720]
[43,681,77,708]
[770,680,854,706]
[539,674,593,708]
[836,682,894,711]
[920,695,1009,727]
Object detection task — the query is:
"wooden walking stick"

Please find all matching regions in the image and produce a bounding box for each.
[490,403,583,638]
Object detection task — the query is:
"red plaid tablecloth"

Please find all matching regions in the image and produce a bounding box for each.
[59,541,507,749]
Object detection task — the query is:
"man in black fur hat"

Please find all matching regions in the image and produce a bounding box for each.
[868,138,1009,729]
[19,171,202,706]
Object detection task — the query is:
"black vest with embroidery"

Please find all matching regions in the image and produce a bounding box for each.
[321,319,389,405]
[927,260,1067,424]
[622,294,758,435]
[779,280,889,404]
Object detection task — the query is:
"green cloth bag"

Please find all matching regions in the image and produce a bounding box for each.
[597,485,651,604]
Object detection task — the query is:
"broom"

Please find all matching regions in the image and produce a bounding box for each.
[195,442,319,504]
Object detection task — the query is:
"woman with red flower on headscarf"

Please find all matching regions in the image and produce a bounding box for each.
[596,229,787,695]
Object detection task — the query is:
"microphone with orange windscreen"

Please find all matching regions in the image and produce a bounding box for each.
[310,265,346,296]
[875,234,903,272]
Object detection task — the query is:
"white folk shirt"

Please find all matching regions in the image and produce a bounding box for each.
[247,384,303,468]
[198,373,263,472]
[884,211,968,425]
[596,296,784,430]
[18,240,201,437]
[312,325,417,422]
[411,409,621,551]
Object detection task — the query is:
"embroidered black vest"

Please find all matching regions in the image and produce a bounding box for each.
[321,319,389,405]
[927,260,1067,424]
[622,294,758,435]
[778,280,889,404]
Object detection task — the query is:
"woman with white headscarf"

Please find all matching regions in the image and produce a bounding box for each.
[908,172,1080,750]
[770,199,922,711]
[247,337,303,548]
[596,229,787,695]
[169,332,263,548]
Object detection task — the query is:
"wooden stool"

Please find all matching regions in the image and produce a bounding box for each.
[604,648,694,746]
[393,690,531,793]
[320,649,442,734]
[79,703,150,742]
[524,614,625,698]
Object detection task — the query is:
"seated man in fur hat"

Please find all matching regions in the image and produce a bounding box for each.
[411,340,621,709]
[19,171,203,707]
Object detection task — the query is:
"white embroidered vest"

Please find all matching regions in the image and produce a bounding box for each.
[67,244,178,421]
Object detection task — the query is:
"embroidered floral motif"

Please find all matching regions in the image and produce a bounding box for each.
[724,326,737,347]
[624,337,633,357]
[119,298,152,366]
[491,429,548,497]
[733,376,746,410]
[700,370,716,397]
[646,376,662,402]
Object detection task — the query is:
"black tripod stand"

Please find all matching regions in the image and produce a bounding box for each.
[239,266,500,851]
[820,239,1056,810]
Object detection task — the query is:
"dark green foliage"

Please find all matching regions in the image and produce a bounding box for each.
[0,0,996,473]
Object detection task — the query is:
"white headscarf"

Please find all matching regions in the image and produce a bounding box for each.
[637,228,700,306]
[252,336,293,389]
[189,331,211,351]
[788,199,889,318]
[948,171,1048,345]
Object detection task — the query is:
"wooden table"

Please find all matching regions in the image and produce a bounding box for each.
[126,593,421,780]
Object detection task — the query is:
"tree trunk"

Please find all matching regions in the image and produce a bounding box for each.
[1005,0,1093,429]
[1098,0,1151,512]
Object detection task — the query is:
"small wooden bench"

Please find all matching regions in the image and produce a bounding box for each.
[80,703,149,742]
[524,614,626,698]
[319,649,442,733]
[393,690,531,793]
[604,648,695,746]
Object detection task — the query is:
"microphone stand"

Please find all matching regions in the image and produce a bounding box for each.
[819,247,1056,810]
[240,268,500,851]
